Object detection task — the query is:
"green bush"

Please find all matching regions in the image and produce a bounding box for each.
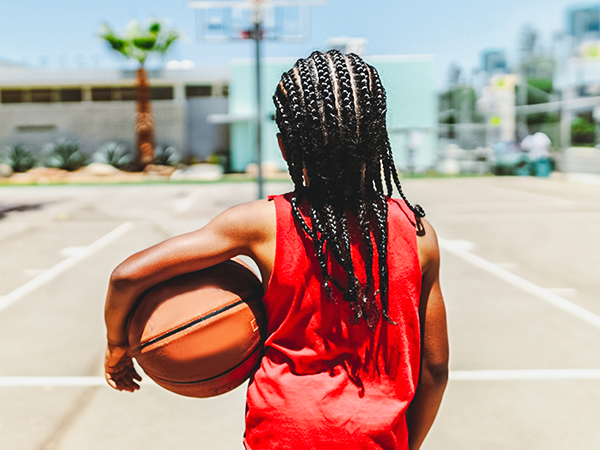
[571,117,595,146]
[45,141,90,171]
[154,145,178,166]
[2,144,37,172]
[95,142,132,169]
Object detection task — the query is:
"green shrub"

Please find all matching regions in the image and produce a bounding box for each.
[2,144,37,172]
[154,145,178,166]
[95,142,132,169]
[571,117,596,146]
[44,141,90,171]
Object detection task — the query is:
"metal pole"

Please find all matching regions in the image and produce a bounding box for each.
[254,21,264,199]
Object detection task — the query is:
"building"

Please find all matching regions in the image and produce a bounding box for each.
[481,49,507,77]
[1,55,437,173]
[0,60,230,163]
[567,5,600,44]
[228,55,438,173]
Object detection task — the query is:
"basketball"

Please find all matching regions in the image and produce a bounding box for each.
[127,259,266,398]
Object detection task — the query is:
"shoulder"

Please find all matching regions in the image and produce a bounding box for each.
[209,199,276,241]
[416,218,440,275]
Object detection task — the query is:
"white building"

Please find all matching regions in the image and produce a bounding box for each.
[0,60,230,163]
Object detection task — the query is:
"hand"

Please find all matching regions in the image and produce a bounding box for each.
[105,343,142,392]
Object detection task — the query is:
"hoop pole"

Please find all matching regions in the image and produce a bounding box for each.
[254,20,264,199]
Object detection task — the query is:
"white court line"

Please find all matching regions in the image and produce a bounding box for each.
[451,369,600,381]
[0,376,156,387]
[0,377,107,387]
[3,370,600,386]
[439,239,600,330]
[0,222,134,314]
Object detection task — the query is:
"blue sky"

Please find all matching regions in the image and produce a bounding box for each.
[0,0,588,88]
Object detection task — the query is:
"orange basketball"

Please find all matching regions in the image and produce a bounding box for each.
[127,259,266,398]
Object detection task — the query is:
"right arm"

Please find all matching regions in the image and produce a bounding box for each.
[406,219,449,450]
[103,199,276,392]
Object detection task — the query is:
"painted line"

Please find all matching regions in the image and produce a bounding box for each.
[3,370,600,386]
[451,369,600,381]
[0,376,158,387]
[439,239,600,330]
[0,222,134,314]
[0,377,107,387]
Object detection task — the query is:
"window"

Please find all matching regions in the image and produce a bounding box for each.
[186,85,212,98]
[60,88,82,102]
[92,87,112,102]
[151,86,174,100]
[16,125,56,133]
[119,87,137,101]
[221,85,229,97]
[31,89,53,103]
[1,90,24,103]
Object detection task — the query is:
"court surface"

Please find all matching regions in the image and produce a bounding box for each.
[1,175,599,449]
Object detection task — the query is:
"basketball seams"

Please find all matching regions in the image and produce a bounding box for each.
[133,298,244,352]
[147,344,262,386]
[133,291,264,353]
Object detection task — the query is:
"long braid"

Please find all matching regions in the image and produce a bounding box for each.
[367,64,426,219]
[273,50,424,325]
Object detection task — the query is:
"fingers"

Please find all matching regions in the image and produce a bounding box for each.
[106,366,142,392]
[104,344,142,392]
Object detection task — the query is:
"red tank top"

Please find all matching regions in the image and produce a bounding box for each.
[244,193,422,450]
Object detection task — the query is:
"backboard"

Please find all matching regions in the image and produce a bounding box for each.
[189,0,327,42]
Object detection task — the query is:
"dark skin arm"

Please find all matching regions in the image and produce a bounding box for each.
[104,199,276,392]
[406,218,450,450]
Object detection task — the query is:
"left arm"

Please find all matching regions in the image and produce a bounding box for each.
[406,219,449,449]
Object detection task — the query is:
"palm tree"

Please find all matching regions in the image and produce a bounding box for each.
[100,20,179,170]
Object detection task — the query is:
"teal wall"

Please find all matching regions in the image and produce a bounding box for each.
[229,55,437,172]
[229,58,292,172]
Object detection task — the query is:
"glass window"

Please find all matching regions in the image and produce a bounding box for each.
[31,89,53,103]
[92,87,112,102]
[1,90,24,103]
[186,85,212,98]
[120,87,137,101]
[151,86,174,100]
[60,88,82,102]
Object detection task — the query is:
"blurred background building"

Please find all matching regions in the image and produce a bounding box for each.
[0,60,229,164]
[3,1,600,177]
[0,52,437,173]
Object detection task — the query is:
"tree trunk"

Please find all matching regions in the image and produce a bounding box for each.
[134,67,155,170]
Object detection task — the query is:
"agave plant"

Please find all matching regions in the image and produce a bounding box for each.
[153,145,178,166]
[2,144,37,173]
[94,142,132,169]
[44,141,90,171]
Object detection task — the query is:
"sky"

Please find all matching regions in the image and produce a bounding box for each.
[0,0,589,88]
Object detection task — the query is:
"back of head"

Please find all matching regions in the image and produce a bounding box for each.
[273,50,424,327]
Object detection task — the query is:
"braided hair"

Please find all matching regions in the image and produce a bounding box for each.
[273,50,425,328]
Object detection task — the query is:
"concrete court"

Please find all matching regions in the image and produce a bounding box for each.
[0,176,599,449]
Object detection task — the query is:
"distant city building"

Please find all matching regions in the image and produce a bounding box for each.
[477,74,518,143]
[567,5,600,43]
[481,49,507,76]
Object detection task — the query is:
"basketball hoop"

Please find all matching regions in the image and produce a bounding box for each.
[189,0,328,42]
[188,0,328,199]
